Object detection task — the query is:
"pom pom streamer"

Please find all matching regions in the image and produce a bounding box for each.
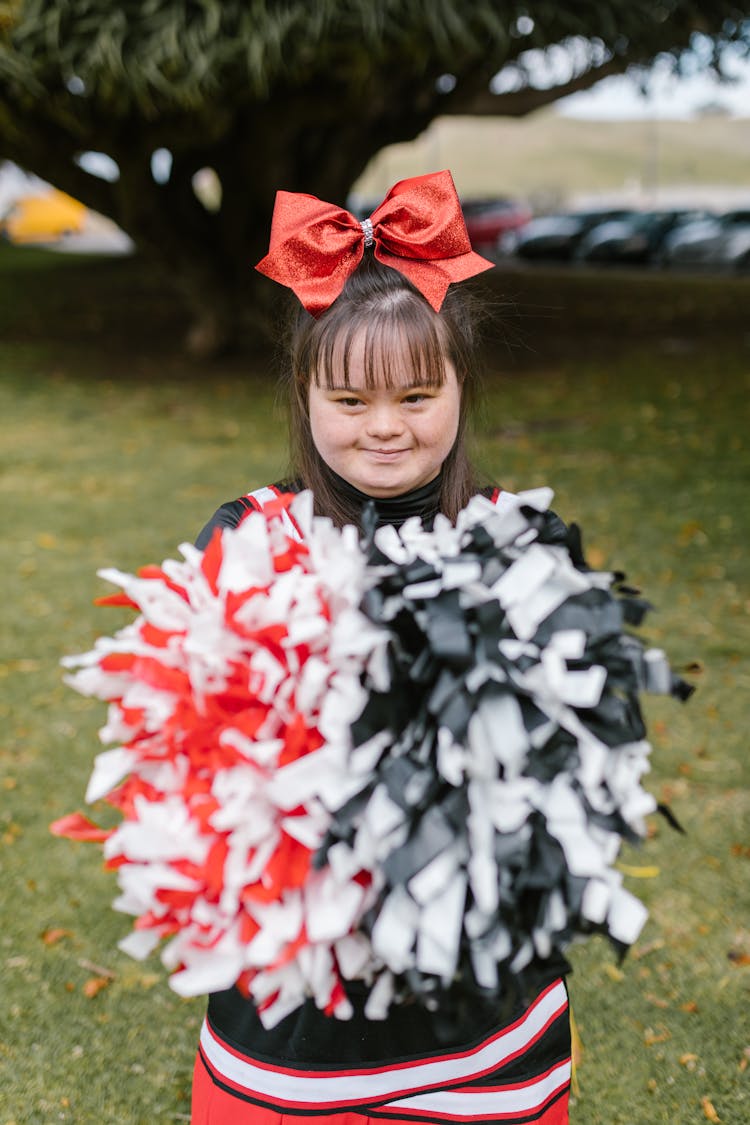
[55,494,389,1023]
[54,490,691,1024]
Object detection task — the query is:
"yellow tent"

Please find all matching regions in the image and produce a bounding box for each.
[0,189,87,244]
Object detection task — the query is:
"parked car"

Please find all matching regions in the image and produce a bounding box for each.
[659,209,750,270]
[460,197,532,250]
[0,189,87,244]
[574,209,711,266]
[500,209,633,261]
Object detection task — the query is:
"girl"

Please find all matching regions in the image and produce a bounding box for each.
[191,171,572,1125]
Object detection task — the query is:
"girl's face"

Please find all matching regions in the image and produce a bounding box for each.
[308,336,461,498]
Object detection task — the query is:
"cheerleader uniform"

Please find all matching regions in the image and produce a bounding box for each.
[191,475,572,1125]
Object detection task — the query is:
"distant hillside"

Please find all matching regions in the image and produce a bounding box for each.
[354,110,750,211]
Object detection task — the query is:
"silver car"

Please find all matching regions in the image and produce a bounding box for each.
[659,209,750,271]
[574,209,710,266]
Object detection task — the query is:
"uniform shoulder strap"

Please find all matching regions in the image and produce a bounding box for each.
[237,485,304,541]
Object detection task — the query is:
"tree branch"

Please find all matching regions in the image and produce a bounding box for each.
[442,55,635,118]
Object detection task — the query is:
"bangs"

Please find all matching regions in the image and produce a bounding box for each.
[311,295,450,391]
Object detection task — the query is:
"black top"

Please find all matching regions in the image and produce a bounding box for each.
[195,472,455,549]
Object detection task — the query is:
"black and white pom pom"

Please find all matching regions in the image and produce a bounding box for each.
[316,488,692,1017]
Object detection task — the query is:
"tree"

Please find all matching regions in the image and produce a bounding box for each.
[1,1,748,354]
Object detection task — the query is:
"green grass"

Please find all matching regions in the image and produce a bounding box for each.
[1,248,748,1123]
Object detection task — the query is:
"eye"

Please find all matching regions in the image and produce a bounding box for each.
[335,396,363,408]
[403,392,429,404]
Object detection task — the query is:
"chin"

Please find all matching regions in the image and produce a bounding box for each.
[357,476,414,498]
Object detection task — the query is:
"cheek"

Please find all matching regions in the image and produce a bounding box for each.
[308,395,328,443]
[431,395,461,453]
[309,400,347,459]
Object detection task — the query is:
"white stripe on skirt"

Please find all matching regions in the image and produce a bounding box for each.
[383,1059,571,1118]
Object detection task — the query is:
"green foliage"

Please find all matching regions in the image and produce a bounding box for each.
[1,1,748,113]
[2,1,749,354]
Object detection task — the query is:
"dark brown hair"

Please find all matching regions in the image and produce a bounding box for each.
[283,253,484,528]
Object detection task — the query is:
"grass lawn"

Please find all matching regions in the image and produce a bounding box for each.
[0,246,748,1123]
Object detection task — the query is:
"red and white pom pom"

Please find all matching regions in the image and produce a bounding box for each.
[58,493,388,1025]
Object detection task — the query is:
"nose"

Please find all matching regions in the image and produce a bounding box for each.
[365,403,405,440]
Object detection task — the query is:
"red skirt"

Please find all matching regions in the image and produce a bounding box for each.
[191,979,570,1124]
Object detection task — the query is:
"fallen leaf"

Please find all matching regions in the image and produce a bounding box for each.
[678,520,705,545]
[730,844,750,858]
[679,1053,699,1069]
[680,1000,699,1013]
[617,863,660,878]
[137,972,161,989]
[727,950,750,967]
[40,928,72,946]
[644,993,670,1009]
[644,1025,672,1046]
[570,1005,583,1098]
[77,958,116,979]
[586,546,607,569]
[2,822,22,845]
[82,976,110,998]
[633,939,665,960]
[604,963,624,982]
[701,1095,720,1122]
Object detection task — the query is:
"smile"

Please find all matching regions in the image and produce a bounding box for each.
[362,448,410,461]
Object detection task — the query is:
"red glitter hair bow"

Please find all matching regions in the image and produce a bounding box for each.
[255,169,493,316]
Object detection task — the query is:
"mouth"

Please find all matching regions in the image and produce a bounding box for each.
[362,448,410,462]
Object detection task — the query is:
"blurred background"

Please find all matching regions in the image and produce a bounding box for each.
[1,5,748,1123]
